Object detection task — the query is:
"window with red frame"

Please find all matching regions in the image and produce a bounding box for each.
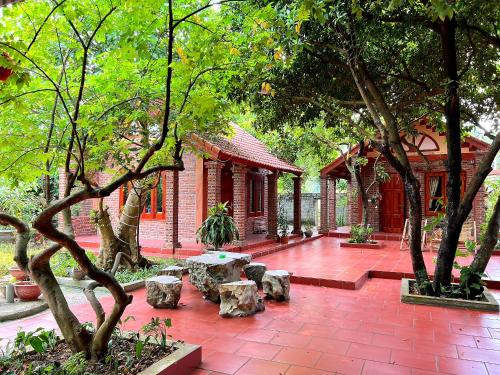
[425,172,466,215]
[119,173,166,220]
[247,173,264,217]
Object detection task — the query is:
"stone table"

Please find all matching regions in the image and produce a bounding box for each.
[219,280,265,318]
[186,254,243,302]
[145,276,183,308]
[207,251,251,280]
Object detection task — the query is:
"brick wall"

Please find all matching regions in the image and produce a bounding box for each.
[349,155,487,230]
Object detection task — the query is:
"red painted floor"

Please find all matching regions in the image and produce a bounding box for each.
[2,278,500,374]
[255,237,500,290]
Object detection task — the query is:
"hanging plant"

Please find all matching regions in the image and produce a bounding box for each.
[0,52,14,81]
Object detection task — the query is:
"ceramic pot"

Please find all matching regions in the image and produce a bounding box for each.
[304,229,313,238]
[8,266,27,281]
[14,281,42,301]
[72,267,86,281]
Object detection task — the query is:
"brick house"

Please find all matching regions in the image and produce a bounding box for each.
[319,118,490,234]
[62,123,303,253]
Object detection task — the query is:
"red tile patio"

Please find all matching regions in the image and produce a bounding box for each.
[255,236,500,290]
[2,277,500,374]
[2,237,500,374]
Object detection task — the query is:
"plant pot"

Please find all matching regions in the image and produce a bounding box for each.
[72,267,86,281]
[9,266,27,281]
[14,281,42,301]
[304,230,313,238]
[280,236,289,244]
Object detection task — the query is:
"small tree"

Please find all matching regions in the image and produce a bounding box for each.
[197,202,239,251]
[0,0,236,360]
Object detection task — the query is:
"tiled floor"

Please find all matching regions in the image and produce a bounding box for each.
[2,237,500,374]
[255,237,500,289]
[2,277,500,374]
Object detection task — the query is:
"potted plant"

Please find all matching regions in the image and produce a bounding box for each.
[72,266,86,281]
[14,280,42,301]
[278,206,289,243]
[196,202,239,251]
[303,219,314,238]
[348,224,374,244]
[8,265,27,281]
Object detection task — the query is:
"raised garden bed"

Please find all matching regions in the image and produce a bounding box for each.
[340,240,383,249]
[400,278,499,312]
[0,334,200,375]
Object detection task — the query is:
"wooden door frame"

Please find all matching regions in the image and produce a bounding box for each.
[379,173,406,233]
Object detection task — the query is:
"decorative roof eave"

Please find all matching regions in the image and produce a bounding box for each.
[190,133,303,176]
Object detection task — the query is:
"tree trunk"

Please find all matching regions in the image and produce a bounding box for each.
[354,165,369,229]
[469,196,500,274]
[433,17,462,291]
[96,181,149,271]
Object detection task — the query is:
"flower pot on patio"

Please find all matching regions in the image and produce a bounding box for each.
[14,281,42,301]
[72,266,86,281]
[8,266,27,281]
[279,236,289,244]
[304,229,313,238]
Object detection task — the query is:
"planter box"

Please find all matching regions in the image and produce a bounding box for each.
[56,277,145,292]
[340,241,383,249]
[400,278,499,312]
[139,340,201,375]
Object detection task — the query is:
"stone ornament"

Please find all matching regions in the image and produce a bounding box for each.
[159,265,184,280]
[262,270,291,301]
[145,276,182,309]
[243,262,267,289]
[218,280,265,318]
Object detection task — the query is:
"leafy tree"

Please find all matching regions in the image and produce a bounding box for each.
[0,0,236,360]
[236,0,499,294]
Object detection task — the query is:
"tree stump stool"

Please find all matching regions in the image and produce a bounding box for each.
[262,270,291,301]
[218,280,265,318]
[243,262,267,289]
[145,276,182,308]
[159,265,184,280]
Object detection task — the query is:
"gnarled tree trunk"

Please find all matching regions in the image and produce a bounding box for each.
[95,180,150,271]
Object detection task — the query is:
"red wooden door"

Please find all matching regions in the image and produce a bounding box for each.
[379,174,405,233]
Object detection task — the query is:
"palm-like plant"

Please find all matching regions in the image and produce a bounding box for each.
[196,202,239,251]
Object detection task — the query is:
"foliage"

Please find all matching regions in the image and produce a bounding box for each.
[196,202,239,250]
[0,182,46,228]
[303,218,314,231]
[142,317,173,351]
[61,352,88,375]
[114,265,162,284]
[49,251,98,278]
[0,243,41,276]
[277,205,289,238]
[349,224,373,244]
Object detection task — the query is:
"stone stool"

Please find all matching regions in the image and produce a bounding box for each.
[262,270,291,301]
[218,280,265,318]
[243,262,267,289]
[159,265,184,280]
[145,276,182,308]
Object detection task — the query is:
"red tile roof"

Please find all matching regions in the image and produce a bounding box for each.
[192,123,302,175]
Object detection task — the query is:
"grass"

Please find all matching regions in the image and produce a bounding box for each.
[1,242,180,283]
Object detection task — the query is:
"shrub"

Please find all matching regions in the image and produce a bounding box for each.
[196,202,239,250]
[349,224,373,243]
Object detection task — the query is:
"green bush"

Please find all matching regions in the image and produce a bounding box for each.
[349,224,373,243]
